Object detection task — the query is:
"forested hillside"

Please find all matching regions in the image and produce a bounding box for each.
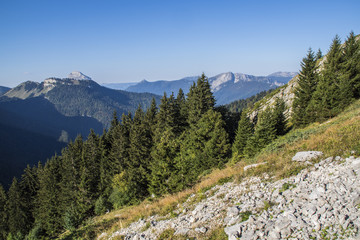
[0,32,359,240]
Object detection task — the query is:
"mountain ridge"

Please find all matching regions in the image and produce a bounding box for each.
[105,71,297,105]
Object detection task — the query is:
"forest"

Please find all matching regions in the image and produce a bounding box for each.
[0,31,359,239]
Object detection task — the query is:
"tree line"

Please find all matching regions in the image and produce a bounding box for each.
[0,32,359,239]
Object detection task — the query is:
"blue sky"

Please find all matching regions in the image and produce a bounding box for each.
[0,0,359,87]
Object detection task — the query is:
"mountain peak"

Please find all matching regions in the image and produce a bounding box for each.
[68,71,92,80]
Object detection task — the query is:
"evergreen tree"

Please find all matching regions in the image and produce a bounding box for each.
[232,110,254,159]
[75,130,101,219]
[59,136,84,229]
[273,98,287,136]
[35,157,63,237]
[173,110,230,190]
[19,165,39,234]
[108,114,131,175]
[6,178,27,236]
[123,106,152,203]
[244,108,276,157]
[316,48,323,60]
[144,98,158,136]
[343,31,360,98]
[176,88,188,131]
[292,48,319,127]
[110,110,119,130]
[98,131,112,196]
[149,128,179,195]
[0,184,8,239]
[149,92,185,195]
[186,73,215,125]
[309,35,348,121]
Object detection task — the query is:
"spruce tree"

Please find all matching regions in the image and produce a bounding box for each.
[244,108,276,157]
[125,106,152,202]
[232,110,254,159]
[75,130,101,219]
[19,165,39,234]
[309,35,347,121]
[149,129,179,195]
[35,157,63,236]
[0,184,8,239]
[6,178,27,236]
[273,98,287,136]
[343,31,360,98]
[59,136,84,229]
[316,48,323,60]
[149,93,180,195]
[173,110,230,190]
[176,88,188,131]
[186,73,215,125]
[292,48,318,128]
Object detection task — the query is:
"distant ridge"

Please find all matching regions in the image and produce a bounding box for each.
[109,72,297,105]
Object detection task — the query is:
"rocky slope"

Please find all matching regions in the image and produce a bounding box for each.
[249,75,298,121]
[104,153,360,240]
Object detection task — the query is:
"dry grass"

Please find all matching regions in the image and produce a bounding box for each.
[72,99,360,239]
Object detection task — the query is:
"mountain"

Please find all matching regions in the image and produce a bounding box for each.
[3,72,161,128]
[125,76,199,96]
[0,86,10,96]
[102,82,138,90]
[120,72,297,105]
[0,72,160,187]
[67,71,92,80]
[209,72,296,105]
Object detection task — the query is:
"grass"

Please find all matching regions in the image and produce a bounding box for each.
[67,99,360,240]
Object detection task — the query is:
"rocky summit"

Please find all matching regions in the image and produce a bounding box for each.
[105,153,360,240]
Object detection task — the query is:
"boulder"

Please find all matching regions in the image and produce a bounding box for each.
[292,151,323,162]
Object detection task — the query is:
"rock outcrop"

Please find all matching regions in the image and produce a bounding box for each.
[105,154,360,240]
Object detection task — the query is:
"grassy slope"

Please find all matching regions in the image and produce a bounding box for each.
[59,99,360,240]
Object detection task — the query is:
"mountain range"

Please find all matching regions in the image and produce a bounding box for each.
[0,72,160,187]
[103,71,297,105]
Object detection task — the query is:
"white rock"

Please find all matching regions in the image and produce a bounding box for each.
[292,151,323,162]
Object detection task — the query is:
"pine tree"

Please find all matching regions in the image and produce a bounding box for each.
[19,165,39,234]
[186,73,215,125]
[244,108,276,157]
[176,88,188,131]
[273,98,287,136]
[316,48,323,60]
[35,157,63,236]
[125,106,152,202]
[173,110,230,190]
[232,110,254,159]
[309,35,348,121]
[343,31,360,98]
[59,136,84,229]
[108,114,131,175]
[6,178,27,236]
[292,48,318,127]
[110,111,119,130]
[144,98,158,137]
[75,130,101,219]
[0,184,8,239]
[149,128,179,195]
[98,131,112,196]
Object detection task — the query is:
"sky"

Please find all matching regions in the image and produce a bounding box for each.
[0,0,359,87]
